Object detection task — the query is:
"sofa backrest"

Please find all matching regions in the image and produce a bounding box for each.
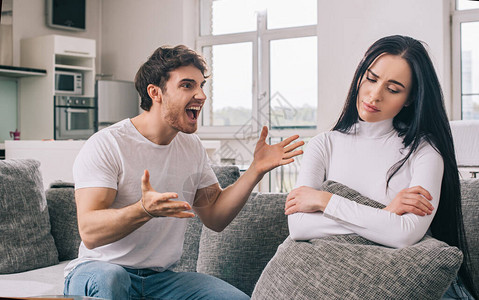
[170,165,241,272]
[45,181,79,261]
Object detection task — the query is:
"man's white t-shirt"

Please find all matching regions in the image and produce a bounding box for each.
[65,119,218,276]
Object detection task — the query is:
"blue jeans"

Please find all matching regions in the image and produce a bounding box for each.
[442,276,475,300]
[64,261,250,300]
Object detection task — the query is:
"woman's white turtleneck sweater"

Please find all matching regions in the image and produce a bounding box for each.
[288,118,444,248]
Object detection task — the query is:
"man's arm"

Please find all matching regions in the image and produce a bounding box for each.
[193,126,304,232]
[76,170,194,249]
[192,167,262,232]
[76,187,151,249]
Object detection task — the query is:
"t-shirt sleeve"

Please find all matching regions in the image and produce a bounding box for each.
[73,132,120,190]
[195,137,218,189]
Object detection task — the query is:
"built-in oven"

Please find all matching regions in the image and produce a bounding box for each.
[54,95,97,140]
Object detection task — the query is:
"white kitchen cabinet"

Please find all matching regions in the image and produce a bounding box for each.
[54,36,95,57]
[19,35,96,140]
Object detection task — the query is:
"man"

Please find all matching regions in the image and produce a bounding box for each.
[64,45,304,299]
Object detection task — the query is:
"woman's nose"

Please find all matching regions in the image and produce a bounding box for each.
[368,84,383,102]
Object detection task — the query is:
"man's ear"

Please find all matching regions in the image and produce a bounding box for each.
[147,84,162,103]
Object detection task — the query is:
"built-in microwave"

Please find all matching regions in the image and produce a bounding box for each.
[55,70,82,95]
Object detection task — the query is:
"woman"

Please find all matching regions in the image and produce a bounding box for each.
[285,35,477,299]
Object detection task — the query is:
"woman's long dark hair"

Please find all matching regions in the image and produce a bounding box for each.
[333,35,477,298]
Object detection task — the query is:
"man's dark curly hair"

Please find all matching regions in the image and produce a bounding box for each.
[134,45,208,111]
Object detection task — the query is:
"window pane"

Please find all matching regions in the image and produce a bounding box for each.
[201,0,317,35]
[461,22,479,119]
[201,43,253,126]
[201,0,258,35]
[267,0,317,29]
[270,36,317,129]
[462,95,479,119]
[456,0,479,10]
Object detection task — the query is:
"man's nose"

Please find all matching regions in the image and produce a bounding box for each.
[195,88,207,100]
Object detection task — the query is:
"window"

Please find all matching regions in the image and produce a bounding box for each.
[452,0,479,120]
[197,0,318,139]
[456,0,479,10]
[197,0,317,192]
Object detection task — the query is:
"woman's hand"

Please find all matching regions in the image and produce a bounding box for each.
[285,186,332,215]
[384,186,434,216]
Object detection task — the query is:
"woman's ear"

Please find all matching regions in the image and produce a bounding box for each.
[404,98,412,107]
[147,84,162,103]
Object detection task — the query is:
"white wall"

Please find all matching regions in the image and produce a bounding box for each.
[316,0,451,131]
[100,0,196,81]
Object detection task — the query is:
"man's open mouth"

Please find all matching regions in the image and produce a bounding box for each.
[186,105,202,120]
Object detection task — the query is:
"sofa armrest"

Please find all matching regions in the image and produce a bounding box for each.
[460,179,479,294]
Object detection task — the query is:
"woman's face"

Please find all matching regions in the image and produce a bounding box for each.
[357,54,412,123]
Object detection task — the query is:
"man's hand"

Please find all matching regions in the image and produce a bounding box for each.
[285,186,332,215]
[384,186,434,216]
[141,170,195,218]
[250,126,304,175]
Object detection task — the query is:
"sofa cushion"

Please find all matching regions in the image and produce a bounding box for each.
[46,181,80,261]
[460,179,479,294]
[252,235,462,300]
[0,260,69,297]
[252,180,462,300]
[171,165,241,272]
[0,159,59,274]
[196,192,289,296]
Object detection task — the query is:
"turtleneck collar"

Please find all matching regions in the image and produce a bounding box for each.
[354,118,395,138]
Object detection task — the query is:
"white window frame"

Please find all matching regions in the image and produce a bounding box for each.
[195,0,318,140]
[451,1,479,120]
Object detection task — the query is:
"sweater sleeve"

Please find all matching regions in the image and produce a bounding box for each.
[288,140,444,249]
[323,143,444,248]
[288,134,333,239]
[293,134,329,189]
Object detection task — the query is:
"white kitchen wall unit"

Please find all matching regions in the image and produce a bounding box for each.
[19,35,96,140]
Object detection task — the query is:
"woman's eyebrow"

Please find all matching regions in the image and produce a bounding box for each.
[368,69,406,88]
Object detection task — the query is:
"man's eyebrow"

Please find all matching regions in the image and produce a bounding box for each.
[368,69,406,88]
[180,78,207,86]
[180,78,197,84]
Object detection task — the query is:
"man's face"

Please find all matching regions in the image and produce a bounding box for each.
[160,65,207,134]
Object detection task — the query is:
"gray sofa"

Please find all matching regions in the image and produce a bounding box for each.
[0,159,478,299]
